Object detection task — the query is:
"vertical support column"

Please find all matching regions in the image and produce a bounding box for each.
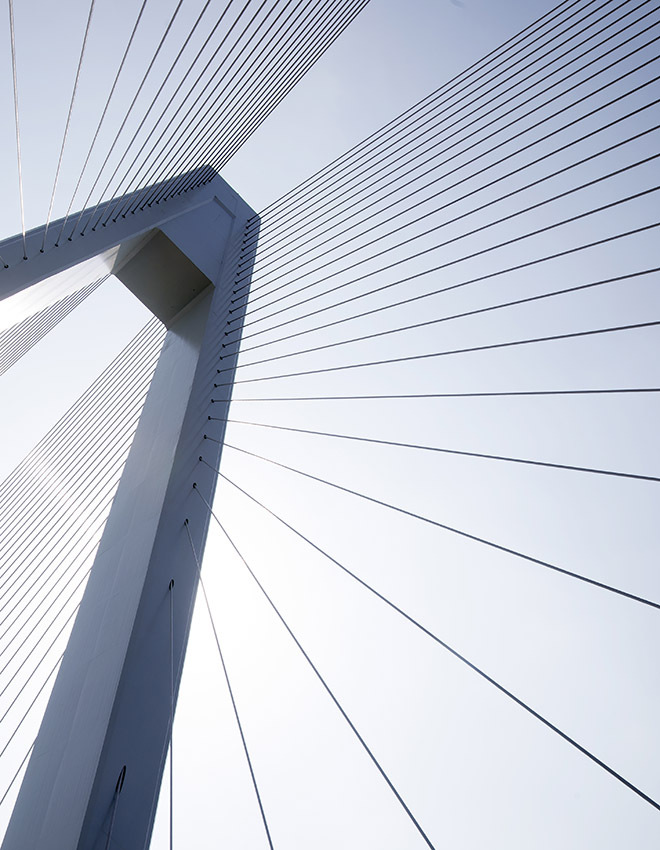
[1,186,258,850]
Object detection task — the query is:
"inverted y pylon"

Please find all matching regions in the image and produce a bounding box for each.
[0,171,257,850]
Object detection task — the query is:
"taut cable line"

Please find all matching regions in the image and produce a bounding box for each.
[193,485,439,850]
[204,421,660,483]
[207,471,660,814]
[227,187,660,337]
[243,0,652,250]
[56,0,152,245]
[7,0,26,260]
[77,0,188,236]
[241,105,660,287]
[42,0,96,252]
[97,0,247,225]
[220,388,660,402]
[179,0,372,194]
[150,0,368,205]
[0,324,162,563]
[216,320,660,387]
[237,140,660,317]
[227,221,660,344]
[134,0,343,207]
[207,449,660,612]
[184,521,275,850]
[111,0,289,217]
[224,267,660,359]
[251,0,600,223]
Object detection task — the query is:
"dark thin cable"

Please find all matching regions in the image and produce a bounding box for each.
[57,0,151,244]
[228,197,660,340]
[0,393,141,573]
[184,521,275,850]
[121,0,305,207]
[193,485,438,850]
[41,0,96,251]
[114,0,275,214]
[143,0,347,205]
[237,30,660,281]
[0,567,90,687]
[244,80,660,275]
[0,741,34,808]
[0,367,154,601]
[0,282,99,371]
[221,387,660,402]
[129,0,308,209]
[0,655,63,764]
[152,0,366,205]
[0,316,162,518]
[205,420,660,483]
[216,320,660,387]
[98,0,249,225]
[253,0,608,225]
[247,0,652,247]
[92,0,226,220]
[0,444,116,588]
[123,0,342,207]
[77,0,187,236]
[7,0,26,259]
[221,267,659,364]
[0,599,80,705]
[0,458,123,648]
[0,319,162,524]
[240,151,660,318]
[206,449,660,612]
[244,2,658,265]
[213,471,660,814]
[0,341,158,575]
[0,486,120,665]
[0,346,155,535]
[0,277,107,375]
[0,463,115,614]
[182,0,372,193]
[244,90,660,284]
[0,494,108,650]
[0,357,155,571]
[180,0,371,197]
[112,0,292,216]
[122,0,301,206]
[230,220,660,346]
[0,407,146,648]
[248,0,595,222]
[0,480,129,618]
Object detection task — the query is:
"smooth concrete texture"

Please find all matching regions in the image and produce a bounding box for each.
[0,173,230,305]
[0,173,257,850]
[113,231,212,326]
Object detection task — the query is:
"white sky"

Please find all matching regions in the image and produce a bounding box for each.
[0,0,659,848]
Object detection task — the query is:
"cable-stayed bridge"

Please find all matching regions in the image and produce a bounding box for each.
[0,0,659,847]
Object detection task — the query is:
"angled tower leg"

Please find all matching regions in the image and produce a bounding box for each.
[0,173,258,850]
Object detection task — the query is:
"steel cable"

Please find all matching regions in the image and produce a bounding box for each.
[41,0,96,252]
[210,471,660,813]
[245,0,648,248]
[195,485,439,850]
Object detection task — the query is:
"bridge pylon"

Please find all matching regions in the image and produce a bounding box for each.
[0,171,256,850]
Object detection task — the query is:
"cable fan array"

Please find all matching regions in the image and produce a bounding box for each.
[0,319,165,810]
[0,0,658,846]
[176,0,660,844]
[1,0,370,263]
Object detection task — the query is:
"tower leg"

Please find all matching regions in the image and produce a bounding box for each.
[1,182,255,850]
